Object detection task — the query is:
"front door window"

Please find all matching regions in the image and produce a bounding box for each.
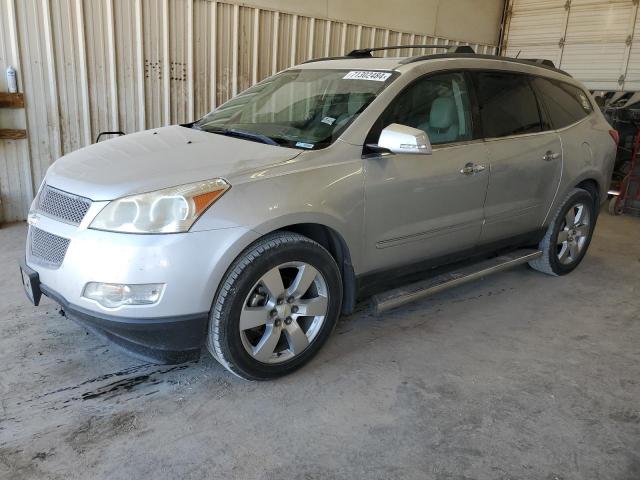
[368,72,475,146]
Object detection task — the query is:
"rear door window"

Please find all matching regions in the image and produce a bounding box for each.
[531,77,592,129]
[474,71,542,139]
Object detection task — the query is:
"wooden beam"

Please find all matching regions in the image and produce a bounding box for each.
[231,3,239,97]
[162,0,170,125]
[307,17,315,60]
[210,0,217,109]
[106,0,119,130]
[271,11,279,75]
[324,20,331,56]
[0,129,27,140]
[135,0,146,130]
[187,0,194,120]
[42,0,62,159]
[74,0,91,146]
[252,8,259,85]
[290,14,298,66]
[0,92,24,108]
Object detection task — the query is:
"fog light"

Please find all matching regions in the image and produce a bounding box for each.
[82,282,165,308]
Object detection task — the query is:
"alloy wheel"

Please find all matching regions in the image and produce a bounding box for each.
[557,202,590,265]
[239,262,329,364]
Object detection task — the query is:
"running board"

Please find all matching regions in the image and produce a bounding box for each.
[371,249,542,315]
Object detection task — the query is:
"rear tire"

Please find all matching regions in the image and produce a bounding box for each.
[207,231,342,380]
[529,188,596,276]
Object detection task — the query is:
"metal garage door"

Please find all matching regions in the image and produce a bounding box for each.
[503,0,640,91]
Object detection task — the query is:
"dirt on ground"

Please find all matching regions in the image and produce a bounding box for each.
[1,212,639,479]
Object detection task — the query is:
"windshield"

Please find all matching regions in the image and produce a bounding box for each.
[194,69,398,150]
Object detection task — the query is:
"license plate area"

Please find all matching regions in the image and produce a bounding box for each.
[19,261,42,306]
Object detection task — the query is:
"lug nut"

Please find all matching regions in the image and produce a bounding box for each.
[287,296,294,304]
[291,305,299,314]
[285,317,293,325]
[274,318,282,327]
[270,309,278,317]
[277,298,284,305]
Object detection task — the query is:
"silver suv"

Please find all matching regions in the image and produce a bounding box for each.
[20,47,617,380]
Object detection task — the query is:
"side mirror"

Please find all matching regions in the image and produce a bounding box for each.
[369,123,432,155]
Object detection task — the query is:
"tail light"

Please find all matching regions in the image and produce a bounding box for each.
[609,129,620,147]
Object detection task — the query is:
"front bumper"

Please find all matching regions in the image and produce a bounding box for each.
[24,213,260,363]
[42,283,208,363]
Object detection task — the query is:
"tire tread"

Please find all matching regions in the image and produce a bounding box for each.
[207,231,334,380]
[529,188,593,276]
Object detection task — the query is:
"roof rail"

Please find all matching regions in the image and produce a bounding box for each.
[399,52,572,77]
[522,58,556,68]
[300,48,571,78]
[346,44,475,58]
[301,45,474,64]
[302,56,353,64]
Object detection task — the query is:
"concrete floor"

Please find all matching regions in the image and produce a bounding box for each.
[0,212,638,480]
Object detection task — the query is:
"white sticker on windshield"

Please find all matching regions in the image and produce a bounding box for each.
[321,116,336,125]
[343,71,392,82]
[296,142,314,149]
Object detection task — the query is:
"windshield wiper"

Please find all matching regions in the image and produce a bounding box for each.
[206,127,279,146]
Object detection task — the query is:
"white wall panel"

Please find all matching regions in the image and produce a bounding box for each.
[0,0,497,222]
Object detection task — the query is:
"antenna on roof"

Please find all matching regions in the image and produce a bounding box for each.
[515,50,521,58]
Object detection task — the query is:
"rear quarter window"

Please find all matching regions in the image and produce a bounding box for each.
[531,77,592,129]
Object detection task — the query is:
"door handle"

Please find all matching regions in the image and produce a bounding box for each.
[543,151,560,161]
[460,162,486,175]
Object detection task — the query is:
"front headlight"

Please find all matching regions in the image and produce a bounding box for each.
[90,179,230,233]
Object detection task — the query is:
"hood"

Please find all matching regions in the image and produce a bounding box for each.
[45,126,301,200]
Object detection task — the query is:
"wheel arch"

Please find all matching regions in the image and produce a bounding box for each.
[575,177,601,208]
[545,175,604,229]
[270,222,357,316]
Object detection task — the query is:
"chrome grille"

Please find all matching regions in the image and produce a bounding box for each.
[29,227,70,269]
[37,185,91,225]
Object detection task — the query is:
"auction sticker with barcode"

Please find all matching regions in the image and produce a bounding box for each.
[343,71,392,82]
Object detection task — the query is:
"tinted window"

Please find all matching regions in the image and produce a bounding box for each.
[532,77,592,129]
[475,72,542,138]
[368,72,475,146]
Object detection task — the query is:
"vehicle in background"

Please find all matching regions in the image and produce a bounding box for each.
[593,91,640,216]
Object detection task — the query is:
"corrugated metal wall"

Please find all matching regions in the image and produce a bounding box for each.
[0,0,497,223]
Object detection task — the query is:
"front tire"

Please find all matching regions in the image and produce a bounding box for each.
[207,231,342,380]
[529,188,596,276]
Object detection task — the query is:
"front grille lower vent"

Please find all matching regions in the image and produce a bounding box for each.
[29,227,70,269]
[37,185,91,225]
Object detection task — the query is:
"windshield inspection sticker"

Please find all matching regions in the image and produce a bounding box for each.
[343,71,392,82]
[321,116,336,125]
[296,142,315,149]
